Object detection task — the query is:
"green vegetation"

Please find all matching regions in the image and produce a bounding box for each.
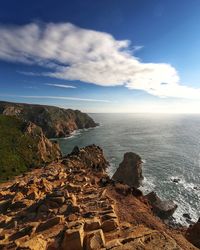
[0,115,40,181]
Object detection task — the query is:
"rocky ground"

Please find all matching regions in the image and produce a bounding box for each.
[0,145,198,249]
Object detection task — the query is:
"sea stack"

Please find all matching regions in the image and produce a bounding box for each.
[112,152,143,188]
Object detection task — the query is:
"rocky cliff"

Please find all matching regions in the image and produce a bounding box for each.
[0,145,197,249]
[0,115,61,182]
[0,101,98,138]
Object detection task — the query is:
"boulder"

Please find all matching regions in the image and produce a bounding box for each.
[62,225,84,250]
[186,218,200,248]
[145,192,177,219]
[112,152,143,188]
[83,229,105,250]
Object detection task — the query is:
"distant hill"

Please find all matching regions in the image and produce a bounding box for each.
[0,101,98,138]
[0,115,61,181]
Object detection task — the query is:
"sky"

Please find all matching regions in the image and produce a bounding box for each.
[0,0,200,113]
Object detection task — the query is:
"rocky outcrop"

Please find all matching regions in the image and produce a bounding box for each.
[24,122,61,163]
[0,145,196,250]
[0,115,62,182]
[112,152,143,188]
[0,101,98,138]
[186,218,200,248]
[145,191,178,219]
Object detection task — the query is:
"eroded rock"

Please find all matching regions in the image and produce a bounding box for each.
[112,152,143,188]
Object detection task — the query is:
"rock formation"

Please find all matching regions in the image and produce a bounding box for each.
[0,115,61,181]
[145,192,178,219]
[186,218,200,248]
[0,101,98,138]
[24,121,61,163]
[0,145,197,250]
[112,152,143,188]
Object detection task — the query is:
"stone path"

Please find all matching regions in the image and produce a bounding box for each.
[0,145,191,249]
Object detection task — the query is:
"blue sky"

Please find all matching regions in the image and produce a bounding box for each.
[0,0,200,113]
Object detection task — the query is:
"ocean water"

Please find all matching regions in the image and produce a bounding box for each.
[58,113,200,225]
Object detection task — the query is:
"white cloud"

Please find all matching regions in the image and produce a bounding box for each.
[0,94,110,103]
[0,22,199,99]
[45,83,76,88]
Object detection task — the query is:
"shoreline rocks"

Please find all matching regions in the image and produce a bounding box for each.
[145,192,178,219]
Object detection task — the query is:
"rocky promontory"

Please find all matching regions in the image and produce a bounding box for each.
[0,101,98,138]
[0,145,198,249]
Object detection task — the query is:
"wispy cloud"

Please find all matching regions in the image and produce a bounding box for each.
[0,94,110,103]
[45,83,76,88]
[0,22,199,99]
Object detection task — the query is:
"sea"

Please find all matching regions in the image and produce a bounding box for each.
[57,113,200,225]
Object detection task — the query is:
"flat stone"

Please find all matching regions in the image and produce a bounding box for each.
[16,235,47,250]
[36,216,63,232]
[101,219,118,232]
[84,218,101,231]
[101,213,117,222]
[66,184,82,193]
[9,225,34,241]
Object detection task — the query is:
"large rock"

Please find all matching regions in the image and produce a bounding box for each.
[186,218,200,248]
[112,152,143,188]
[62,225,84,250]
[145,192,177,219]
[83,229,105,250]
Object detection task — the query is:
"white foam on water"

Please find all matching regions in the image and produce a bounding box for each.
[63,130,81,140]
[140,176,156,194]
[107,159,117,177]
[173,196,199,226]
[165,176,200,225]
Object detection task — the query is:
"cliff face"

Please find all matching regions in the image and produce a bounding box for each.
[0,101,98,138]
[24,122,61,163]
[0,115,61,182]
[0,145,197,250]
